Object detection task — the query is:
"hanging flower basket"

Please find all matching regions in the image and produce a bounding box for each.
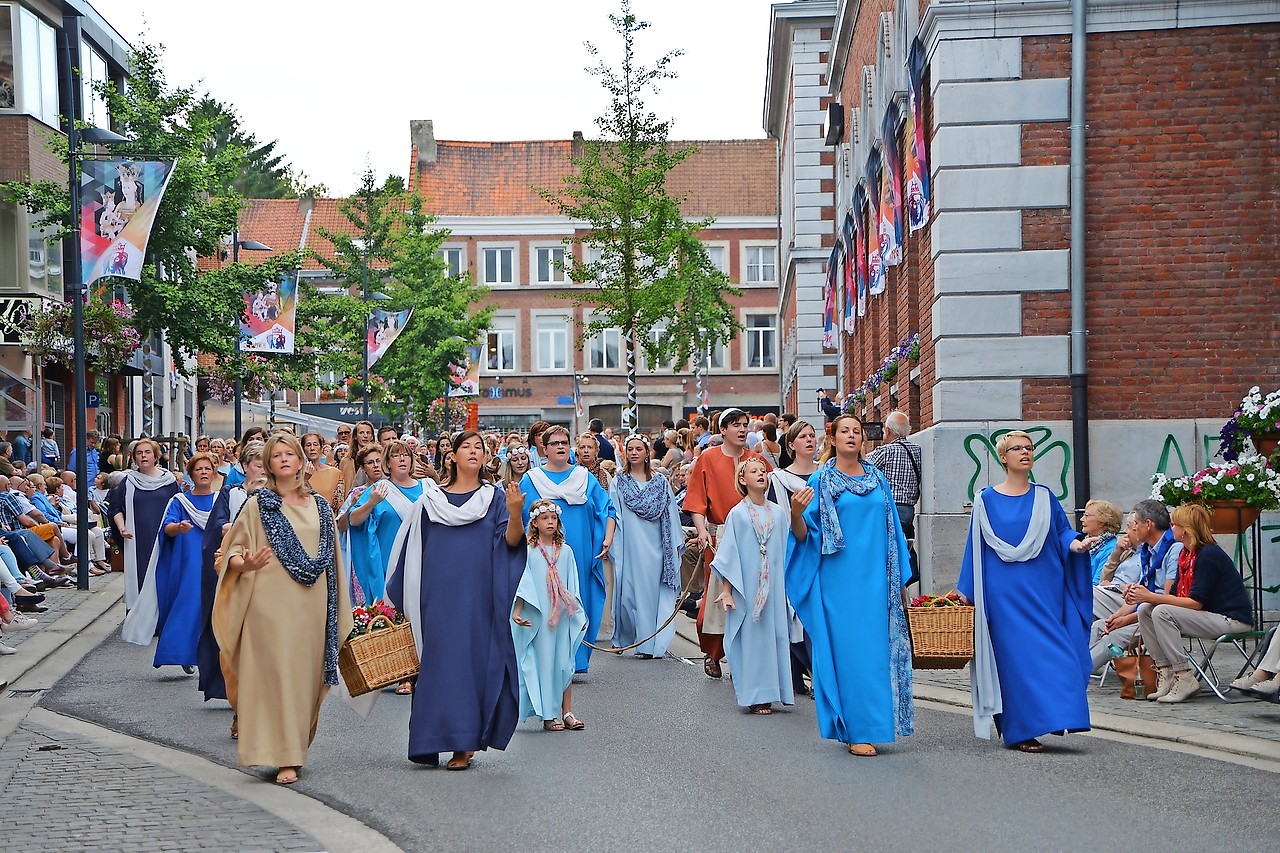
[1251,432,1280,460]
[1218,386,1280,461]
[20,294,142,369]
[1151,455,1280,524]
[1206,500,1262,535]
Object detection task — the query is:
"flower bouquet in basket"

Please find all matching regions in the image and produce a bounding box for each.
[906,591,974,670]
[339,599,419,697]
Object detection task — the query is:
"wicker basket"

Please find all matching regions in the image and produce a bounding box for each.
[907,605,974,670]
[339,615,419,696]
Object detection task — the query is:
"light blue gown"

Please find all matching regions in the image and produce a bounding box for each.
[714,499,794,707]
[520,469,616,672]
[609,474,682,658]
[957,487,1092,745]
[513,544,587,721]
[786,467,914,745]
[350,480,423,603]
[154,492,216,667]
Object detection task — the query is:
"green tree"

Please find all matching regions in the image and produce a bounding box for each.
[540,0,739,433]
[191,96,296,199]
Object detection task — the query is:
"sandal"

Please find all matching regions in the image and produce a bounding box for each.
[230,714,238,740]
[748,703,773,715]
[562,712,585,731]
[543,718,566,731]
[848,743,878,757]
[275,766,299,785]
[703,656,722,679]
[1014,739,1045,753]
[445,751,473,771]
[395,681,413,695]
[89,566,109,576]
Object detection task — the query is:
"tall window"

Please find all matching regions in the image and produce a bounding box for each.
[704,244,727,275]
[745,314,777,369]
[745,245,777,284]
[535,316,568,372]
[0,10,16,109]
[80,40,110,128]
[440,247,464,278]
[485,317,516,372]
[482,247,513,285]
[699,328,726,370]
[588,326,621,370]
[535,246,567,284]
[18,9,58,126]
[646,324,674,371]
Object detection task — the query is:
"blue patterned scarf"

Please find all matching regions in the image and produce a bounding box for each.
[616,471,679,590]
[257,489,340,686]
[814,459,914,736]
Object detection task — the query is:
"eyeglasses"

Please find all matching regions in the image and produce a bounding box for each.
[362,459,380,467]
[1004,445,1034,454]
[546,440,570,447]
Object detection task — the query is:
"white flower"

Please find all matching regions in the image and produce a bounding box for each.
[1247,474,1256,482]
[1225,483,1235,491]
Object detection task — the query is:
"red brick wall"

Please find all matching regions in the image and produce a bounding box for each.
[1022,24,1280,419]
[0,115,64,183]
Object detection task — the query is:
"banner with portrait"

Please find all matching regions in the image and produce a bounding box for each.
[822,243,840,349]
[841,211,856,333]
[367,308,412,369]
[448,345,482,398]
[880,102,904,268]
[852,182,869,317]
[239,270,298,353]
[80,159,175,287]
[864,153,886,297]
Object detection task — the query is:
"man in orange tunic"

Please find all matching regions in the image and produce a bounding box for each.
[682,408,770,678]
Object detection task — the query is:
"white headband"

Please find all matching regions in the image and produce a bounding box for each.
[529,503,561,521]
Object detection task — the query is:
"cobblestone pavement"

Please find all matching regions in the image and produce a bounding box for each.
[0,722,322,853]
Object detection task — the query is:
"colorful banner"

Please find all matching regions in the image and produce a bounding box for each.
[80,159,175,287]
[822,243,840,349]
[880,102,904,268]
[573,372,585,417]
[852,183,869,317]
[865,153,886,297]
[907,37,932,233]
[367,308,412,369]
[839,212,849,333]
[447,344,482,397]
[239,270,298,353]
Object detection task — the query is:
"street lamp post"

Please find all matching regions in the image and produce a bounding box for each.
[230,233,271,439]
[361,240,370,422]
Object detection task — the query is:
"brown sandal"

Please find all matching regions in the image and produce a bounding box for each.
[1014,739,1045,753]
[395,681,413,695]
[275,766,299,785]
[543,718,565,731]
[848,743,878,757]
[446,751,474,770]
[703,656,722,679]
[748,703,773,715]
[230,714,238,740]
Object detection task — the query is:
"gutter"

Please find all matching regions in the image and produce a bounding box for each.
[1069,0,1090,511]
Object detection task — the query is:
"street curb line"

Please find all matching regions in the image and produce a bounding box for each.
[0,573,125,687]
[29,706,403,853]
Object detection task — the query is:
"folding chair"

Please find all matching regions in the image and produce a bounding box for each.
[1183,627,1271,700]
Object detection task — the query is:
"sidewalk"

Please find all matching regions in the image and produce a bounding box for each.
[0,572,400,853]
[673,615,1280,765]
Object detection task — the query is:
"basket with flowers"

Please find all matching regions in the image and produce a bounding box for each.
[339,600,419,696]
[906,591,974,670]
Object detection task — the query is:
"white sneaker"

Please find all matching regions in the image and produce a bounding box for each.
[11,613,36,625]
[0,643,16,655]
[1149,667,1175,701]
[1157,671,1202,703]
[0,619,33,633]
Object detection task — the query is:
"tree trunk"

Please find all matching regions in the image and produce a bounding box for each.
[622,324,637,435]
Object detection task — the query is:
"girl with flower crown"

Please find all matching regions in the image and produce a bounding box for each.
[512,499,588,731]
[710,458,793,715]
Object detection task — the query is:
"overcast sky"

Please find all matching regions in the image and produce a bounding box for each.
[89,0,783,196]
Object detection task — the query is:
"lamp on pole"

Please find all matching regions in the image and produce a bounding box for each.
[230,233,271,440]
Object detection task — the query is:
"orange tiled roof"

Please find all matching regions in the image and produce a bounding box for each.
[413,138,778,218]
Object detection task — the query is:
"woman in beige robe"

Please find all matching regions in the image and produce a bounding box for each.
[214,433,353,785]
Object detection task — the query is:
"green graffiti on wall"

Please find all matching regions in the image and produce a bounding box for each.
[964,427,1072,502]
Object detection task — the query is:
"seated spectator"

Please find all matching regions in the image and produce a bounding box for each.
[6,474,71,564]
[1130,503,1253,703]
[46,475,110,575]
[1231,629,1280,696]
[1080,499,1123,585]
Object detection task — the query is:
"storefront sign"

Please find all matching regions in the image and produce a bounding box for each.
[0,298,42,345]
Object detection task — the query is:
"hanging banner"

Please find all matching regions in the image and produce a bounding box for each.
[80,159,176,287]
[906,37,932,233]
[852,183,869,317]
[822,243,840,349]
[448,344,482,397]
[865,153,886,297]
[573,372,585,417]
[239,270,298,353]
[367,308,413,369]
[879,103,904,268]
[841,212,856,333]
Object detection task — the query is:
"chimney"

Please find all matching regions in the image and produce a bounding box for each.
[572,130,584,158]
[411,120,437,167]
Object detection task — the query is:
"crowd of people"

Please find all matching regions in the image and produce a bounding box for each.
[24,404,1261,783]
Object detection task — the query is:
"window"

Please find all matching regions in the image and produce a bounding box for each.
[646,324,674,371]
[27,218,62,295]
[535,316,569,372]
[485,317,516,372]
[0,9,15,109]
[745,245,777,284]
[588,326,621,370]
[80,40,109,128]
[440,247,464,279]
[745,314,777,369]
[704,244,728,275]
[482,247,513,285]
[535,246,567,284]
[699,328,726,370]
[18,8,58,126]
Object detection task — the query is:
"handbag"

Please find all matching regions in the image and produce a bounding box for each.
[1114,638,1159,700]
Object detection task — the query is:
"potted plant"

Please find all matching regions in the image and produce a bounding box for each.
[1150,454,1280,534]
[1218,385,1280,461]
[21,293,142,369]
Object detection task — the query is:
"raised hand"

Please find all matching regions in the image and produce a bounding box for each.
[504,482,524,515]
[237,545,275,573]
[791,487,814,518]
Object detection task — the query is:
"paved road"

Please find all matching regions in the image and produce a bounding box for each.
[42,630,1275,853]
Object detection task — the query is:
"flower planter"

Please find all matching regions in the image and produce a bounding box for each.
[1207,500,1262,535]
[1251,431,1280,459]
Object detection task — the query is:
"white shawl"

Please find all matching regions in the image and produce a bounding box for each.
[121,468,177,609]
[527,466,589,505]
[122,491,208,646]
[968,485,1052,739]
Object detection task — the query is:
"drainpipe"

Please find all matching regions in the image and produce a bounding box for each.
[1069,0,1090,513]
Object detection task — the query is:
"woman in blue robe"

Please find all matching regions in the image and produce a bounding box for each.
[786,414,914,757]
[341,445,386,604]
[110,438,180,610]
[609,435,682,659]
[348,441,424,605]
[957,430,1092,752]
[386,431,526,770]
[519,426,616,673]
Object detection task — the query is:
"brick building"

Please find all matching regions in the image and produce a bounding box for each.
[768,0,1280,591]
